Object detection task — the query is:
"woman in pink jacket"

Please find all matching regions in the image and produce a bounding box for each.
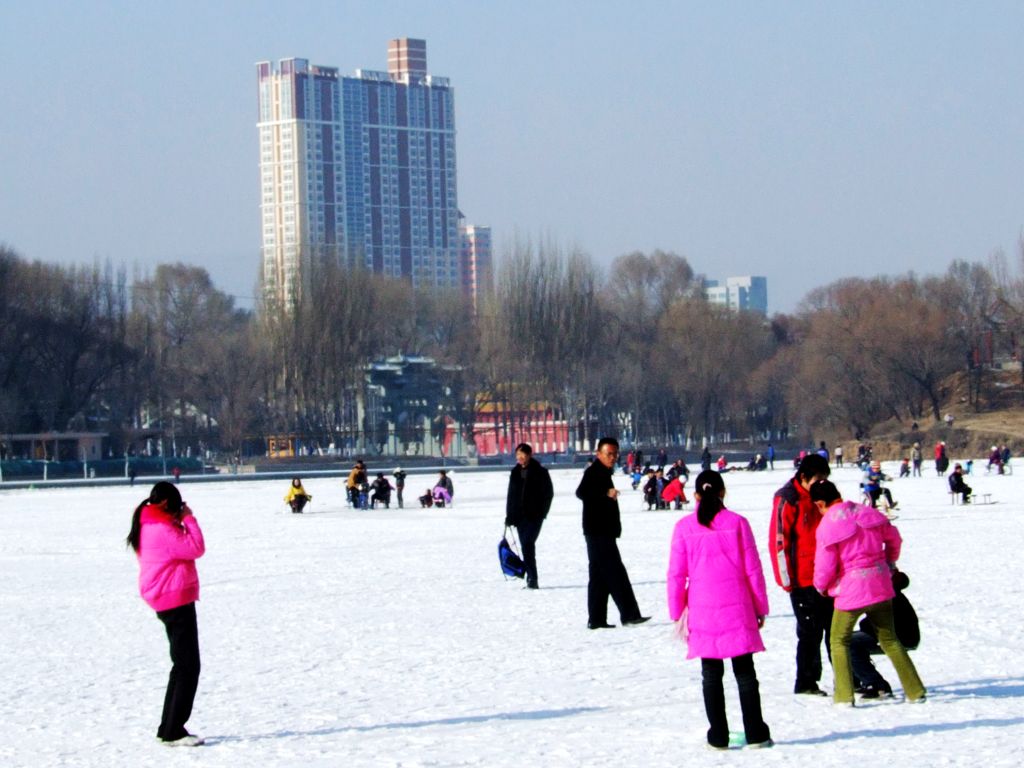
[126,481,206,746]
[667,470,772,750]
[810,480,925,706]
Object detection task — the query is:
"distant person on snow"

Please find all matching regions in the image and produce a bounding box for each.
[934,442,949,475]
[862,461,897,511]
[347,461,368,507]
[435,470,454,502]
[418,488,434,508]
[643,469,663,510]
[948,464,972,503]
[504,443,554,590]
[393,467,407,508]
[126,481,206,747]
[661,474,688,509]
[370,473,393,508]
[284,477,312,513]
[987,446,1003,474]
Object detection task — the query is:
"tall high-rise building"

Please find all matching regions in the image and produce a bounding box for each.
[458,223,492,311]
[257,39,460,304]
[704,276,768,315]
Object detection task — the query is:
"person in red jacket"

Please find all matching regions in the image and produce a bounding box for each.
[769,453,833,696]
[126,481,206,747]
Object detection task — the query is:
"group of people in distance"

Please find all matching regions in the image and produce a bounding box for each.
[282,464,461,513]
[126,441,926,750]
[342,460,406,509]
[638,460,690,510]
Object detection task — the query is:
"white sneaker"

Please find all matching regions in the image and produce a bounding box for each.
[163,734,205,747]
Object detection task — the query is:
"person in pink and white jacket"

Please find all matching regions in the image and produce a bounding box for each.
[810,480,925,706]
[126,481,206,747]
[667,470,772,750]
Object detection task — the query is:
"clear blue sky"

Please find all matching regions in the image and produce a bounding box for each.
[3,1,1023,313]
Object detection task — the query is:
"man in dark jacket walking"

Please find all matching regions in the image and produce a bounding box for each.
[505,443,554,589]
[576,437,650,629]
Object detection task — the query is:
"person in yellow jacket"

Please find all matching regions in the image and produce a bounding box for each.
[346,461,367,507]
[284,477,312,513]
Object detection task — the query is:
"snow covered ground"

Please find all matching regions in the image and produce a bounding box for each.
[1,459,1022,767]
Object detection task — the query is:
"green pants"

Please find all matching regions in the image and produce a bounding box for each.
[830,599,925,704]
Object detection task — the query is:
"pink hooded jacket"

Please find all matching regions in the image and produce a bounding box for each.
[667,508,769,660]
[137,505,205,612]
[813,500,900,611]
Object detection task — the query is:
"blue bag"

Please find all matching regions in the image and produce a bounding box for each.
[498,530,525,579]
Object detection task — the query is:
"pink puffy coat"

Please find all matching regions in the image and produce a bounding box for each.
[667,508,769,660]
[137,505,205,612]
[813,500,900,611]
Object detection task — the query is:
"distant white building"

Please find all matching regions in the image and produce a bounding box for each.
[704,276,768,315]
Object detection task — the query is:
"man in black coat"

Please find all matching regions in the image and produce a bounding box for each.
[505,443,554,589]
[948,463,972,503]
[575,437,650,629]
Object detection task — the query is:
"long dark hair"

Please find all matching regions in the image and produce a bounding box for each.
[694,469,726,528]
[126,481,183,552]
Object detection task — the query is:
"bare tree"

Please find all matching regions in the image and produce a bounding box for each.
[656,300,774,445]
[603,250,699,446]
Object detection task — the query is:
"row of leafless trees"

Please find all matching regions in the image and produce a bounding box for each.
[4,241,1024,457]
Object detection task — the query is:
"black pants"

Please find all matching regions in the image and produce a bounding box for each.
[396,486,404,508]
[515,518,544,587]
[850,630,889,690]
[701,655,771,748]
[585,535,641,624]
[156,602,201,741]
[868,488,895,508]
[790,586,834,692]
